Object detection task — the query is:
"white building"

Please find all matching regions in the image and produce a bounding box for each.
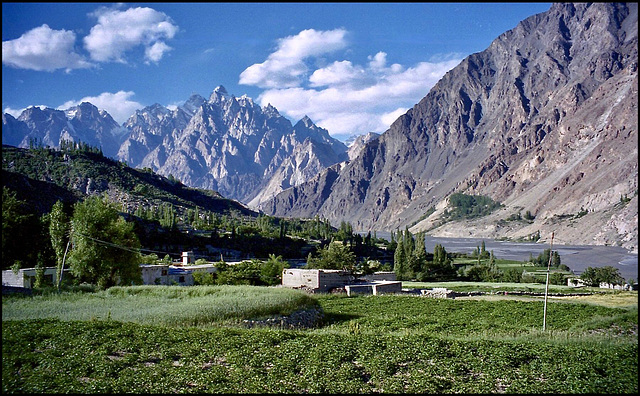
[281,268,399,294]
[2,267,70,289]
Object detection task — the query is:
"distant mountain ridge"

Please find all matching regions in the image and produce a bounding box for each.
[261,2,638,251]
[2,86,349,207]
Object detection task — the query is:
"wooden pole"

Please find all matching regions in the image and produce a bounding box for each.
[58,239,71,292]
[543,231,555,331]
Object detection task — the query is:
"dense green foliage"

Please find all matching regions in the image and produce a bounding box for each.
[2,187,53,272]
[306,243,357,271]
[67,196,142,289]
[2,290,637,393]
[393,228,456,281]
[579,266,626,286]
[443,192,503,221]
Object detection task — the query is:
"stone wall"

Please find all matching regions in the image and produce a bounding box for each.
[420,288,456,299]
[242,305,324,329]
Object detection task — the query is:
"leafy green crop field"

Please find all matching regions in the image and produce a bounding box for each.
[3,286,638,394]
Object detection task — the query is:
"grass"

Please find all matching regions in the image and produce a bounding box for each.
[2,285,638,393]
[401,280,607,294]
[2,285,317,328]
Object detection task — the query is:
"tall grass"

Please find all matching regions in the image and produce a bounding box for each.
[2,285,317,328]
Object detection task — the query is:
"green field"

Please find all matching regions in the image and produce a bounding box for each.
[2,285,638,393]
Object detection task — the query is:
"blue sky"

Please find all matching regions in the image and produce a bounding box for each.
[2,2,551,141]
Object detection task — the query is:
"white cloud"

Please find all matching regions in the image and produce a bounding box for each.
[381,107,409,127]
[145,41,172,64]
[3,107,26,118]
[2,24,93,72]
[239,28,348,89]
[254,57,461,137]
[309,60,369,88]
[84,6,178,64]
[240,29,462,138]
[58,91,143,124]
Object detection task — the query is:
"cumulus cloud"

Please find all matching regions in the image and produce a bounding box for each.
[83,6,178,64]
[239,28,348,89]
[58,91,143,124]
[2,24,93,72]
[3,6,178,72]
[244,35,462,138]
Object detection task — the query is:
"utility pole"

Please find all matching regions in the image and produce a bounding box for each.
[542,231,555,331]
[58,238,71,292]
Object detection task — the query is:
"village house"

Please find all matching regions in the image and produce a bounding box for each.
[281,268,400,294]
[2,267,71,289]
[3,251,220,290]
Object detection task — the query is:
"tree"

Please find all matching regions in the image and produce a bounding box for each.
[410,231,428,278]
[422,244,457,281]
[67,196,142,289]
[49,200,70,288]
[580,266,625,287]
[549,272,566,285]
[393,239,408,280]
[306,242,357,272]
[3,187,50,271]
[193,271,215,285]
[260,254,289,285]
[501,267,523,283]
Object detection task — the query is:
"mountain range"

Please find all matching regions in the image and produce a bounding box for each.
[2,86,348,208]
[2,2,637,252]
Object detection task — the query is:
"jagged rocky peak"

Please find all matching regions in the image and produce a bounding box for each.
[292,115,348,154]
[297,115,314,128]
[179,94,206,116]
[18,105,54,121]
[68,102,120,129]
[209,85,230,102]
[263,103,280,117]
[65,102,97,120]
[147,103,170,118]
[346,132,380,160]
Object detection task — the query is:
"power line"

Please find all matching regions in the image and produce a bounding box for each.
[73,232,234,262]
[74,232,177,257]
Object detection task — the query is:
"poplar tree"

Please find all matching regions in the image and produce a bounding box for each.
[411,231,428,276]
[49,200,69,289]
[394,239,407,280]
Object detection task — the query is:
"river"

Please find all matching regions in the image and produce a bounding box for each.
[371,233,638,282]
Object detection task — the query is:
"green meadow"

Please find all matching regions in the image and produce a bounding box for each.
[2,285,637,393]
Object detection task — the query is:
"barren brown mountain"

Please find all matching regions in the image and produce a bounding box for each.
[261,3,638,252]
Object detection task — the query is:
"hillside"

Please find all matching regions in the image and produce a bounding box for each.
[2,144,257,221]
[261,2,638,252]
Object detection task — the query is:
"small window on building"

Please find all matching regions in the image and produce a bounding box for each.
[179,276,185,283]
[162,270,168,276]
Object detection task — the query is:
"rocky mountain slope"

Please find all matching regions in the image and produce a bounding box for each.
[262,2,638,252]
[2,102,128,158]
